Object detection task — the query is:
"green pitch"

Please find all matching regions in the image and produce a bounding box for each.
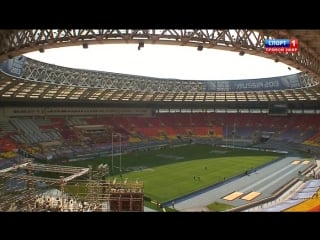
[67,144,283,203]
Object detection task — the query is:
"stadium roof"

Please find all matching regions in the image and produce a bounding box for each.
[0,29,320,108]
[23,44,300,81]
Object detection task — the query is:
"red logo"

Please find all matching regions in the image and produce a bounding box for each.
[289,39,298,53]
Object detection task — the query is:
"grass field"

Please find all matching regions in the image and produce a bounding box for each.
[63,144,283,203]
[207,202,234,211]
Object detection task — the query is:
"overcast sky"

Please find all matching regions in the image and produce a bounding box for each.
[24,44,300,80]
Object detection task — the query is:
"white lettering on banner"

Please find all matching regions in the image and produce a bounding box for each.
[216,81,230,91]
[264,81,279,88]
[9,60,23,75]
[10,67,21,75]
[236,80,279,90]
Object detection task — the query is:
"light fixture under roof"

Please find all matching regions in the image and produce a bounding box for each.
[239,50,245,56]
[138,42,144,50]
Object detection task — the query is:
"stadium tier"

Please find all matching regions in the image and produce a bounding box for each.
[0,112,320,161]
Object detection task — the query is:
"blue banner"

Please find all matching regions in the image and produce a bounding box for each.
[0,56,26,77]
[265,39,290,48]
[205,74,302,92]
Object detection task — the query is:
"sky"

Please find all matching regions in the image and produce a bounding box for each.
[24,44,300,80]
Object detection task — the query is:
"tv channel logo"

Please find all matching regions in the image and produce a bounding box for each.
[265,39,298,53]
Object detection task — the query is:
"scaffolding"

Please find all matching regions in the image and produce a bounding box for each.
[0,159,144,212]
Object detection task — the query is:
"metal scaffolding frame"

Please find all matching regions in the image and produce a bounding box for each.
[0,159,144,212]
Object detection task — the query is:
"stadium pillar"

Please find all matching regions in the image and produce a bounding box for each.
[112,135,114,173]
[112,133,122,174]
[119,133,122,174]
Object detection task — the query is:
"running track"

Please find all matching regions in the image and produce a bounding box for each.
[171,156,312,211]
